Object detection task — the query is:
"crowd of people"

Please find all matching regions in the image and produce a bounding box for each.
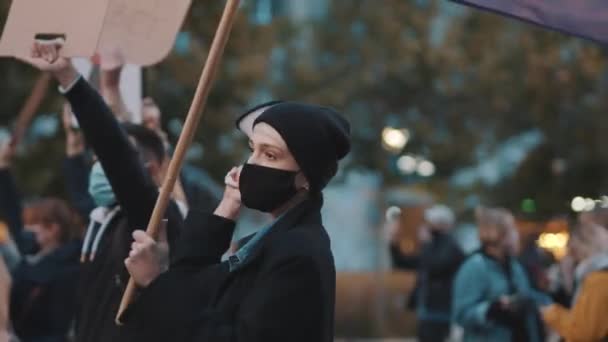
[0,38,606,342]
[0,39,351,342]
[388,204,608,342]
[0,42,217,341]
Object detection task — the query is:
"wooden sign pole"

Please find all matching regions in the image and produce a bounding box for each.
[115,0,241,324]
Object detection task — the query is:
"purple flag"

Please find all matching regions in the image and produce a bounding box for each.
[451,0,608,44]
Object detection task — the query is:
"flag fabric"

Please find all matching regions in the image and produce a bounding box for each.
[451,0,608,44]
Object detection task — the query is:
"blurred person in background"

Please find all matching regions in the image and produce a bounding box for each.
[141,96,220,213]
[0,139,82,342]
[452,207,550,342]
[388,204,465,342]
[141,97,169,150]
[579,207,608,229]
[541,222,608,341]
[386,206,418,271]
[519,232,555,292]
[9,199,81,342]
[545,252,577,309]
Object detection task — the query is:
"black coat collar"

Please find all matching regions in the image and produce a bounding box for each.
[231,193,323,273]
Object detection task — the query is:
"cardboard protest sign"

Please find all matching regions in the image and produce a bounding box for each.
[0,0,191,66]
[0,0,110,57]
[98,0,192,65]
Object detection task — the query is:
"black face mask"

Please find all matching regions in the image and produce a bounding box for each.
[239,163,298,213]
[19,230,40,255]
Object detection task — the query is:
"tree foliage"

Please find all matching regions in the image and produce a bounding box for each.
[0,0,606,218]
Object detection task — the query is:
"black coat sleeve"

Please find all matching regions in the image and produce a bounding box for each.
[63,78,159,230]
[120,211,235,342]
[171,210,235,268]
[62,154,95,221]
[0,169,25,253]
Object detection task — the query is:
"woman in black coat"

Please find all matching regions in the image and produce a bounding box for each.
[122,101,351,342]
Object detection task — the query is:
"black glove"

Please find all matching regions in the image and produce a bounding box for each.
[487,294,536,325]
[487,298,514,325]
[506,293,536,315]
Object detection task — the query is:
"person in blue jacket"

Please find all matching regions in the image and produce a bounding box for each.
[452,207,551,342]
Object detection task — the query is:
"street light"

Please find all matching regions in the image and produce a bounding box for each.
[397,155,417,174]
[584,198,596,212]
[601,196,608,208]
[382,127,409,153]
[571,196,586,212]
[417,160,435,177]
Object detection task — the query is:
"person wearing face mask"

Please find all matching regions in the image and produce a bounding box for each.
[115,100,350,342]
[19,41,185,342]
[452,207,551,342]
[68,114,185,342]
[8,199,82,342]
[0,139,82,342]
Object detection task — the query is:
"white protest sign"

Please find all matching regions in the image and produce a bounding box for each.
[0,0,110,57]
[0,0,191,66]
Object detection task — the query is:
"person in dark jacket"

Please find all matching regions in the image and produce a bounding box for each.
[141,96,221,213]
[119,98,350,342]
[1,140,82,342]
[389,204,465,342]
[21,41,184,342]
[8,199,81,342]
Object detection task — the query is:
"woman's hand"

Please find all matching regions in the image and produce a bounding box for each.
[214,166,242,220]
[124,221,169,288]
[18,40,79,89]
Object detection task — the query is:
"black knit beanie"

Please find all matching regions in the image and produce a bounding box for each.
[236,101,350,192]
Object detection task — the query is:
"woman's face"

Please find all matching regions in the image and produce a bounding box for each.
[503,225,520,256]
[248,123,309,188]
[29,222,61,251]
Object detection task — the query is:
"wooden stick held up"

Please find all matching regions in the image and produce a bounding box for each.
[11,72,52,146]
[115,0,241,325]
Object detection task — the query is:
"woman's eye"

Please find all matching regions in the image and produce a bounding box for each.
[265,152,276,160]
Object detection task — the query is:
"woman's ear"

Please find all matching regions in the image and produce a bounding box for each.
[295,172,310,191]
